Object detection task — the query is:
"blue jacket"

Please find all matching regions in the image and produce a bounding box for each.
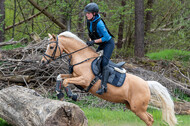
[88,14,112,42]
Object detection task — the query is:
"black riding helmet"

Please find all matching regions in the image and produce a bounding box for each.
[84,3,99,14]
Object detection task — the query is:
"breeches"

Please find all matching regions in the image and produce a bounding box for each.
[96,38,115,68]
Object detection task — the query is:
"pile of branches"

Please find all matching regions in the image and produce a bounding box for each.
[0,38,70,96]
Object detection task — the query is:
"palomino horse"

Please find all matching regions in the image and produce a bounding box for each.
[41,31,177,126]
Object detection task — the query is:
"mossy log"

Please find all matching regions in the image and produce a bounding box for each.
[0,85,88,126]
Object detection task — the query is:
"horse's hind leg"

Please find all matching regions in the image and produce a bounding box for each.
[130,101,154,126]
[135,111,154,126]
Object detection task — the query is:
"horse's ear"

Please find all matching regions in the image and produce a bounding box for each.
[48,33,52,39]
[52,34,56,40]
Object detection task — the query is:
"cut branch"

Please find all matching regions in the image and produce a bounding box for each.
[0,38,27,47]
[0,75,31,83]
[28,0,66,30]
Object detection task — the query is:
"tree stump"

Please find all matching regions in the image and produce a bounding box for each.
[0,85,88,126]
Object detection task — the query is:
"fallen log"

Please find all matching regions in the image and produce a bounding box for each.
[0,85,88,126]
[0,75,31,83]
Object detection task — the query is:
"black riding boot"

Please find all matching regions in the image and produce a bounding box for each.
[64,86,78,101]
[96,66,109,95]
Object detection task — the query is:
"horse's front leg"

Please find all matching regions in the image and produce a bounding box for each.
[62,75,88,101]
[55,74,73,101]
[56,74,72,91]
[57,74,73,80]
[62,75,87,87]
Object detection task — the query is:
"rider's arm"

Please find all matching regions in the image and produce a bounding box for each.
[95,20,111,43]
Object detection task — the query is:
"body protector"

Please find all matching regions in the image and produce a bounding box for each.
[87,18,114,41]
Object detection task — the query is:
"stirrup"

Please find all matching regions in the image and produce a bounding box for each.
[96,86,107,95]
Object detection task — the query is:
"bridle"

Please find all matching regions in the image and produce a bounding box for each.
[42,37,90,64]
[43,37,62,64]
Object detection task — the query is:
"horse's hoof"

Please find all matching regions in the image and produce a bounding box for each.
[72,94,78,101]
[57,92,64,100]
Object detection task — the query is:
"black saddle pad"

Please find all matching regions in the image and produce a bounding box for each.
[91,57,126,87]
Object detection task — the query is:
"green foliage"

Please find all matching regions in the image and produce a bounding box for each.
[1,43,26,50]
[146,0,190,52]
[3,0,189,55]
[0,118,11,126]
[174,89,190,102]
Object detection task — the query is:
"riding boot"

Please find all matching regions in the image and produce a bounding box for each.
[64,86,78,101]
[96,66,109,95]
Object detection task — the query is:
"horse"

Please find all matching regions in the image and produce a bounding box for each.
[41,31,177,126]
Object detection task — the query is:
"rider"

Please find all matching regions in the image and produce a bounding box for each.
[84,3,115,95]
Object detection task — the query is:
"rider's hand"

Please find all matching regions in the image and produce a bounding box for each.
[86,40,95,46]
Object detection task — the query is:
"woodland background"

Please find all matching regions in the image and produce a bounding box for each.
[0,0,190,125]
[0,0,189,55]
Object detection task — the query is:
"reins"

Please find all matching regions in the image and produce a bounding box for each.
[43,36,94,66]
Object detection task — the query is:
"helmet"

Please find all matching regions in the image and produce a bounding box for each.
[84,3,99,13]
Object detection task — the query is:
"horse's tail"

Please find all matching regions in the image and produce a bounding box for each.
[147,81,177,126]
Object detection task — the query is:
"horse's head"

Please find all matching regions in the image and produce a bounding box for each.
[41,33,62,66]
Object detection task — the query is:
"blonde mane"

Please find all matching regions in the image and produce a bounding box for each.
[58,31,86,44]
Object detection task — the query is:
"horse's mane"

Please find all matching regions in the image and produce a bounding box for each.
[58,31,86,44]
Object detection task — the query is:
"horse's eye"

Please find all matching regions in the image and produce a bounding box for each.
[50,46,54,49]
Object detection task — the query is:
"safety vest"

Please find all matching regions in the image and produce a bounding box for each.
[87,18,114,41]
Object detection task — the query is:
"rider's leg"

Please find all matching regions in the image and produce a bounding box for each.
[96,64,109,95]
[96,38,115,95]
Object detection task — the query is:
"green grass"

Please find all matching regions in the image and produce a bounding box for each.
[1,107,190,126]
[146,49,190,62]
[81,107,190,126]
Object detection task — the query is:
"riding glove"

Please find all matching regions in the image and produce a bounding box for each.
[86,40,95,46]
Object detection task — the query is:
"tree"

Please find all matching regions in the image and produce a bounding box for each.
[0,0,5,42]
[117,0,126,49]
[145,0,153,33]
[134,0,144,57]
[144,0,154,53]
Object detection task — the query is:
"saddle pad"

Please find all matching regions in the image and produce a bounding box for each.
[91,57,126,87]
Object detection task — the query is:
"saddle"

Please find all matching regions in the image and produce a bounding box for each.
[91,57,126,87]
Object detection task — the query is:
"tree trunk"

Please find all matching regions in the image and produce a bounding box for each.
[145,0,153,33]
[0,0,5,42]
[28,0,66,30]
[144,0,154,53]
[117,0,126,49]
[77,4,84,40]
[134,0,144,57]
[0,85,88,126]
